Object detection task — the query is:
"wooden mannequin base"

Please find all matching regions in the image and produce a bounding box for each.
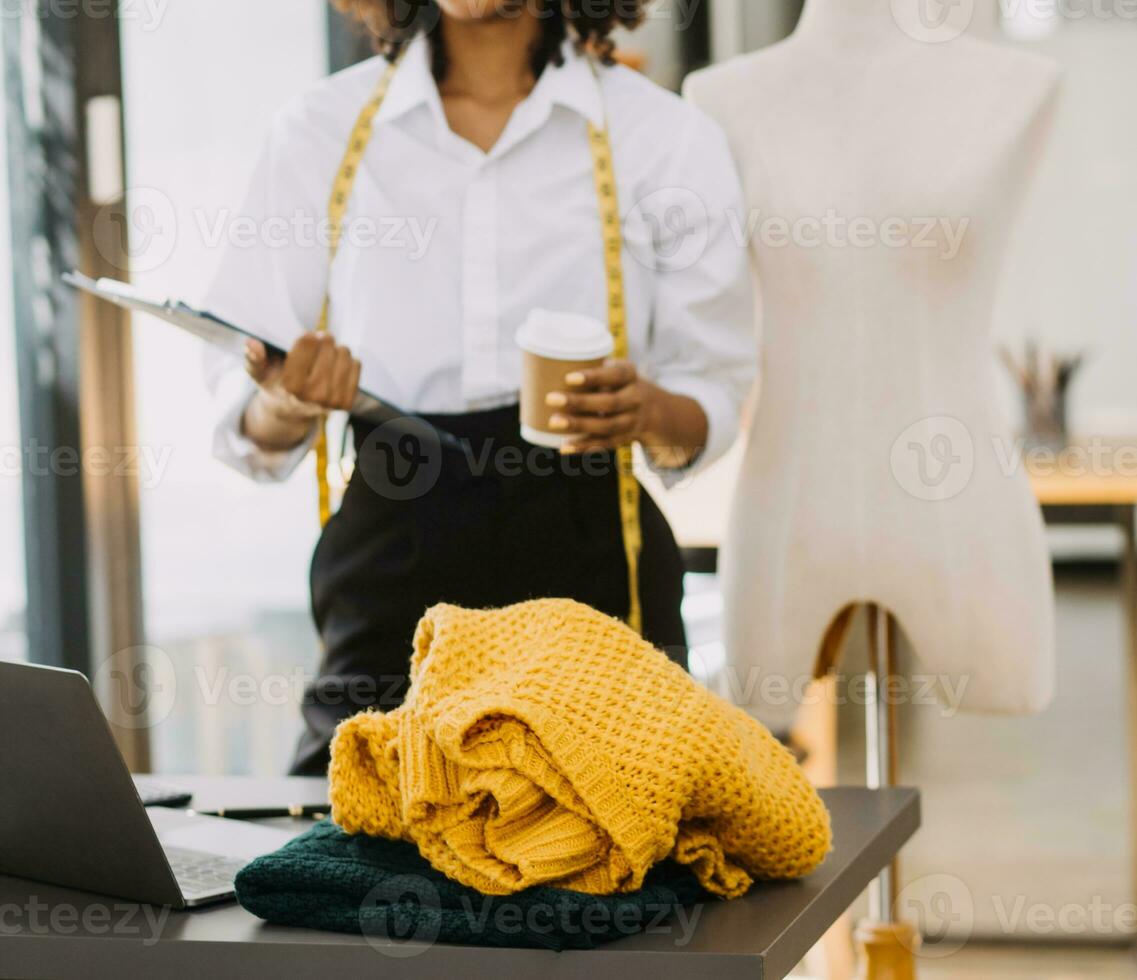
[854,919,920,980]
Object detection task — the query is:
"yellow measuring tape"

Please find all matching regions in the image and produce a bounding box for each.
[313,53,403,526]
[314,55,643,635]
[587,122,643,636]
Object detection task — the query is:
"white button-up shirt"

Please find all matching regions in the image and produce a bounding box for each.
[205,35,755,481]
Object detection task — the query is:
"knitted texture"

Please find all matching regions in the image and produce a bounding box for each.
[330,599,832,898]
[235,819,709,950]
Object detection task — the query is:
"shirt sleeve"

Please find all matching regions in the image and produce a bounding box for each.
[201,107,335,483]
[637,108,756,486]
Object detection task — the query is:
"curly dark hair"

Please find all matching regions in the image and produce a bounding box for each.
[330,0,646,79]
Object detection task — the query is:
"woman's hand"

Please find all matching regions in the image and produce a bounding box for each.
[545,360,708,469]
[241,333,362,452]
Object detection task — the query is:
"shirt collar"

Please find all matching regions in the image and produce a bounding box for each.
[531,40,606,130]
[373,34,439,127]
[374,35,606,133]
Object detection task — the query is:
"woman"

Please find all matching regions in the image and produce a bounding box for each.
[205,0,754,775]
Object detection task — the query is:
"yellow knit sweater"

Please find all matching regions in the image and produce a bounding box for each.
[329,599,831,899]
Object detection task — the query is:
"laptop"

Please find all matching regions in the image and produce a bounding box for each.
[0,661,300,908]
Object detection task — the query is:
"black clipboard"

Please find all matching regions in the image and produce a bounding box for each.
[63,271,461,447]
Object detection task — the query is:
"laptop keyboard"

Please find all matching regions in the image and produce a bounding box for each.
[165,847,247,899]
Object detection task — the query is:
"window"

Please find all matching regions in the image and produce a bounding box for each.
[0,67,27,665]
[121,1,330,774]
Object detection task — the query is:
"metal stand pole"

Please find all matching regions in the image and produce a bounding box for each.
[866,603,896,922]
[855,604,918,980]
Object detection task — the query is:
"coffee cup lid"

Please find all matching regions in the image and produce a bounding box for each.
[515,310,614,361]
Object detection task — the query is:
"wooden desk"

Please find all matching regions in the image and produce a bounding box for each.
[0,782,919,980]
[1028,439,1137,508]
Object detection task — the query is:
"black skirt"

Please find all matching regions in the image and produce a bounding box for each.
[292,404,687,776]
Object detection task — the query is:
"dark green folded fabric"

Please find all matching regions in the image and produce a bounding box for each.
[235,820,711,951]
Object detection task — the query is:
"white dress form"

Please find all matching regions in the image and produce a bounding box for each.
[685,0,1061,732]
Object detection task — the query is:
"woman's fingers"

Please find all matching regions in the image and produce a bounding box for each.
[244,339,269,383]
[330,348,361,410]
[550,410,637,438]
[564,359,638,392]
[305,336,338,404]
[546,386,639,416]
[269,332,358,411]
[345,358,363,410]
[281,333,322,398]
[548,359,640,417]
[549,359,643,452]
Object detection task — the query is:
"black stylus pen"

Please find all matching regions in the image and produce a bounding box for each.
[204,804,329,820]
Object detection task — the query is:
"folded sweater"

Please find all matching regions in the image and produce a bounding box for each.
[330,599,831,899]
[235,819,709,950]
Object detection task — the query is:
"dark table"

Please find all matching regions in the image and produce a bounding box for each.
[0,782,919,980]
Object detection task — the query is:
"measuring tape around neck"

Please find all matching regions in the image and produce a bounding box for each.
[315,53,643,635]
[586,122,643,636]
[313,52,403,527]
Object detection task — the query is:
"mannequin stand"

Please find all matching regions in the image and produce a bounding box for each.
[854,604,920,980]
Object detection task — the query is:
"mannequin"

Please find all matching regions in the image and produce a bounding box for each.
[684,0,1061,733]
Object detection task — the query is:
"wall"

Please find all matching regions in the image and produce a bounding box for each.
[996,19,1137,436]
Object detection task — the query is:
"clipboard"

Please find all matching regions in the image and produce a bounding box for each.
[63,271,461,446]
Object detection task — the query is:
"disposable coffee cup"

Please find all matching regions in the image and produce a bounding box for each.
[515,310,614,448]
